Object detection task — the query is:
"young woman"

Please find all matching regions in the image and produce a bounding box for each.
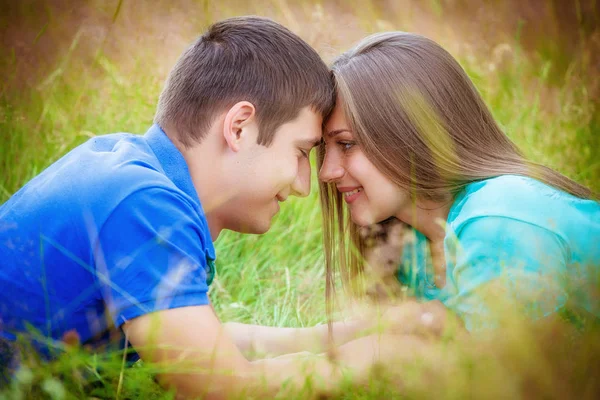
[318,32,600,331]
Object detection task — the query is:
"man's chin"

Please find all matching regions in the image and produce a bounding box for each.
[223,210,274,234]
[250,223,270,235]
[242,219,272,235]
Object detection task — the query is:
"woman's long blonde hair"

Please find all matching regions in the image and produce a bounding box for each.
[318,32,593,308]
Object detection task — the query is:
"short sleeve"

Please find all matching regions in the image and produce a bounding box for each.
[446,217,569,330]
[96,187,212,327]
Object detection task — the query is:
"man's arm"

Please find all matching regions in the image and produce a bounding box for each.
[123,304,430,399]
[222,300,461,359]
[222,319,366,359]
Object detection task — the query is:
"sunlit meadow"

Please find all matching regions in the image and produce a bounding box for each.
[1,0,599,398]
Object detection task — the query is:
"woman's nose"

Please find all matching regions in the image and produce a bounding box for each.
[318,152,345,183]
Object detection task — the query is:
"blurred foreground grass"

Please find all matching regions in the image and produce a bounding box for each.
[1,0,599,398]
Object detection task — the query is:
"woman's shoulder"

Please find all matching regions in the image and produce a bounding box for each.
[461,174,560,200]
[448,175,599,236]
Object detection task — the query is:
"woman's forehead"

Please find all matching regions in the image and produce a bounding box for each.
[324,103,351,133]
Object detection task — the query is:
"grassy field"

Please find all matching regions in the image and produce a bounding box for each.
[1,0,599,398]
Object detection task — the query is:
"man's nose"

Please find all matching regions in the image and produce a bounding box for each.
[290,161,311,198]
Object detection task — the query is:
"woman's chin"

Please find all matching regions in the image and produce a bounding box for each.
[350,209,382,227]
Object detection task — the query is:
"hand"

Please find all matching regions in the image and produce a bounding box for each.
[372,300,466,339]
[332,332,438,393]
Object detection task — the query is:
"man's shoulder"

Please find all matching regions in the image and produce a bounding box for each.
[1,132,179,228]
[69,133,171,196]
[78,133,191,219]
[81,132,162,176]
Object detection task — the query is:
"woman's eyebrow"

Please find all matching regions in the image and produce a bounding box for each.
[326,129,351,137]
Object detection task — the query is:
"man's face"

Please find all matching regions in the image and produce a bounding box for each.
[221,107,323,234]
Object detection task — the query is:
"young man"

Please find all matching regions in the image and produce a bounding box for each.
[0,16,446,398]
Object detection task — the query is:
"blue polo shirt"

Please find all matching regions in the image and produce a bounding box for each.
[398,175,600,330]
[0,124,215,355]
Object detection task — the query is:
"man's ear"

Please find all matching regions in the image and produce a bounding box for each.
[222,101,256,152]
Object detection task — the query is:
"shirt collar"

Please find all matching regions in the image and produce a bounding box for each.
[144,124,216,260]
[144,124,200,204]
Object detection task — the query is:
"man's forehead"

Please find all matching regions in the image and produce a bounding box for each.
[300,113,324,140]
[297,134,322,147]
[277,107,324,144]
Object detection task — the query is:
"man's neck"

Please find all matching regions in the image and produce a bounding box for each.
[168,128,229,242]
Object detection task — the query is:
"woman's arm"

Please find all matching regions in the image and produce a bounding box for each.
[124,304,437,399]
[449,216,568,330]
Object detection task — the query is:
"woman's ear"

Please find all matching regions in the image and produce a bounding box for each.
[222,101,256,152]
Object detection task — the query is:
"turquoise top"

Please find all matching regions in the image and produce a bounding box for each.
[397,175,600,330]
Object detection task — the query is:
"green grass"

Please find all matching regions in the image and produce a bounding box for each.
[1,0,599,399]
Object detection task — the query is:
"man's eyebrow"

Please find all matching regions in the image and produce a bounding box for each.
[299,138,323,148]
[326,129,350,137]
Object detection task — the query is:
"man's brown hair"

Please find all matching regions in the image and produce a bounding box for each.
[154,16,334,147]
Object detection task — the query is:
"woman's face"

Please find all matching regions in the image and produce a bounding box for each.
[319,101,410,226]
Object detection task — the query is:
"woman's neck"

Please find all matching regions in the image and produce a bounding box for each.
[395,198,451,243]
[396,198,452,288]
